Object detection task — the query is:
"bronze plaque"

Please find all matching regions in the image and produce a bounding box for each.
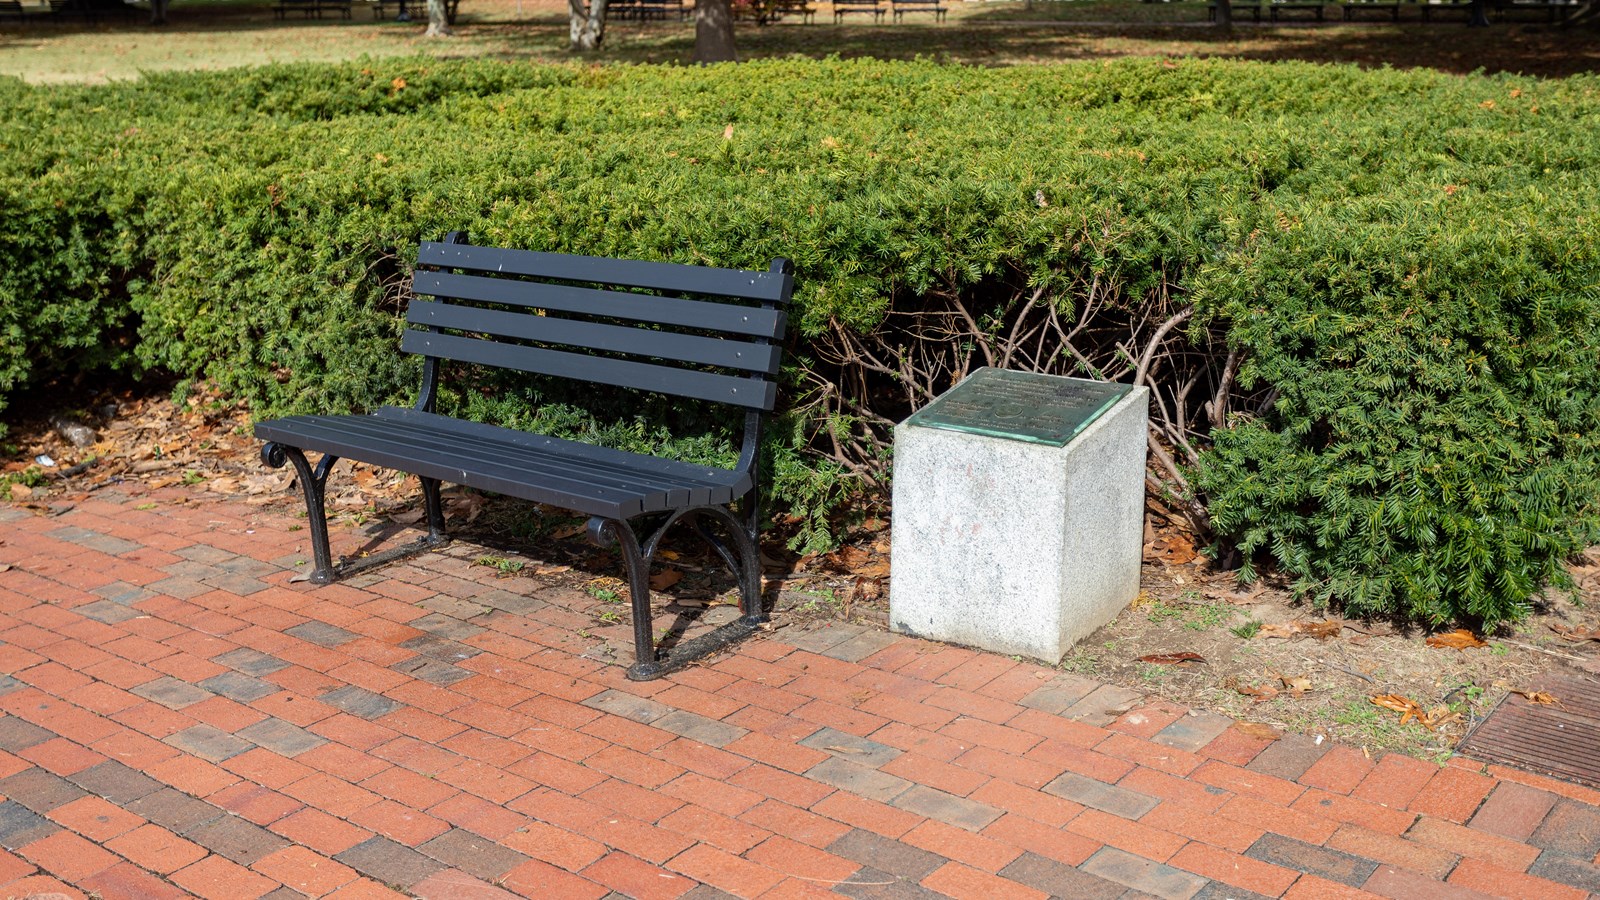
[905,367,1131,448]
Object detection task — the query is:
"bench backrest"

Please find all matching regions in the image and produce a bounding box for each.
[405,236,792,413]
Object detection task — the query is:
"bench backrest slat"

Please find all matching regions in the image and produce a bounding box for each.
[408,239,790,413]
[417,242,791,305]
[401,331,778,410]
[408,300,781,375]
[412,271,786,339]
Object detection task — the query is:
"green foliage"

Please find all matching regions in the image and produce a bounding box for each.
[1191,174,1600,626]
[1,57,1597,626]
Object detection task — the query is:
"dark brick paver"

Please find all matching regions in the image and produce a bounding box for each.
[0,486,1594,898]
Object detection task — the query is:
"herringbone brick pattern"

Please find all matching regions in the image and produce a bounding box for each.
[0,488,1596,898]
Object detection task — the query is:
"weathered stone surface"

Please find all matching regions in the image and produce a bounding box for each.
[889,377,1148,663]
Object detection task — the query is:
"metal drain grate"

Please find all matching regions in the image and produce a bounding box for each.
[1458,672,1600,788]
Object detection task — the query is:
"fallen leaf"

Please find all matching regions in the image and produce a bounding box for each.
[1549,623,1600,642]
[1234,722,1281,741]
[550,522,588,541]
[827,545,872,572]
[389,509,425,525]
[1426,629,1487,650]
[851,576,883,603]
[1252,620,1343,641]
[1138,652,1205,665]
[1511,689,1559,705]
[445,495,483,524]
[1224,675,1277,702]
[649,569,683,591]
[823,745,866,755]
[9,484,31,500]
[1370,693,1451,731]
[1299,620,1344,641]
[1143,532,1197,565]
[0,564,11,573]
[1280,674,1313,696]
[1371,693,1422,717]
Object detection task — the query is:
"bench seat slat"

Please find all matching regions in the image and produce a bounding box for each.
[260,416,677,514]
[372,408,741,505]
[418,242,791,305]
[408,300,781,376]
[278,413,732,503]
[364,410,729,507]
[401,331,777,411]
[259,418,654,518]
[413,272,786,340]
[256,414,746,518]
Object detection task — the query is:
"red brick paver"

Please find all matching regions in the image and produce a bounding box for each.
[0,489,1596,899]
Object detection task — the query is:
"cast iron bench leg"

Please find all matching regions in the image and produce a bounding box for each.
[589,506,766,681]
[261,442,449,584]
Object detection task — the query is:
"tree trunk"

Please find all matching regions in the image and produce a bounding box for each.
[425,0,453,35]
[1213,0,1233,30]
[570,0,608,50]
[694,0,737,63]
[149,0,169,24]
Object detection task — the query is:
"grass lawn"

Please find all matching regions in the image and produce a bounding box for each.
[2,0,1598,82]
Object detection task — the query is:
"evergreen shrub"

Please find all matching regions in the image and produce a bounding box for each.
[1,58,1596,626]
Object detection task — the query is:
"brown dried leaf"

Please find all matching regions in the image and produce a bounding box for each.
[1425,629,1487,650]
[550,522,588,541]
[1549,623,1600,643]
[1299,620,1344,641]
[1425,708,1461,729]
[1238,684,1279,702]
[1143,533,1197,566]
[1370,693,1441,730]
[1138,652,1205,665]
[856,558,890,579]
[851,576,883,603]
[445,495,483,524]
[389,508,425,525]
[828,545,872,572]
[1280,674,1313,696]
[1511,689,1559,705]
[1234,722,1281,741]
[1371,694,1421,715]
[8,484,31,500]
[649,569,683,592]
[1256,620,1344,641]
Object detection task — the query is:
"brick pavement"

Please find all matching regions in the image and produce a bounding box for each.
[1,486,1599,899]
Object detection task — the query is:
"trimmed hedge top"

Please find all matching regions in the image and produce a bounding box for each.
[2,57,1597,626]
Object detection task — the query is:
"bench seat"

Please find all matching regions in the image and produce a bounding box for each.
[257,407,748,521]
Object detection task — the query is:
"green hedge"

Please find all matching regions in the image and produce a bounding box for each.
[2,57,1597,626]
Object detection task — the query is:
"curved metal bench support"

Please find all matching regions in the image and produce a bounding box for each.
[262,442,449,585]
[589,502,766,681]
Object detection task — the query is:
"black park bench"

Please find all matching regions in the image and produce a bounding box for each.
[255,234,794,680]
